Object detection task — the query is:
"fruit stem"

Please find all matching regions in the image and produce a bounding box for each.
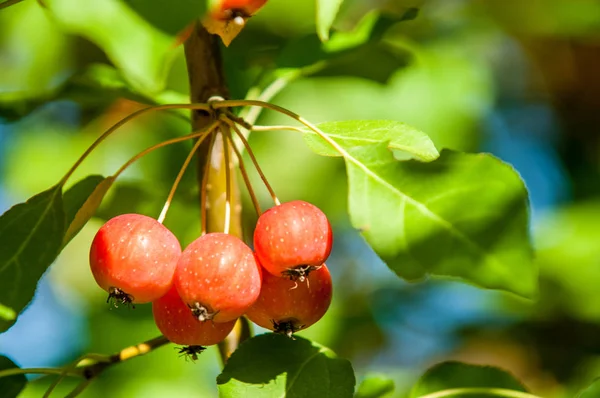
[59,103,211,187]
[222,127,232,235]
[415,388,542,398]
[222,121,262,216]
[200,132,217,236]
[158,123,219,224]
[226,118,280,206]
[111,122,219,181]
[251,125,304,133]
[0,0,25,10]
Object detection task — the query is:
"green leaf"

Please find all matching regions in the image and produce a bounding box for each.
[0,186,65,331]
[45,0,179,95]
[304,120,439,162]
[0,356,26,398]
[577,377,600,398]
[124,0,208,36]
[410,361,528,398]
[316,0,345,41]
[302,122,535,298]
[217,334,355,398]
[63,175,115,247]
[355,374,394,398]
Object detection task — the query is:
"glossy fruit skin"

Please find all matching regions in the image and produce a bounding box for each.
[175,232,262,323]
[153,286,236,346]
[89,214,181,304]
[212,0,268,20]
[245,264,332,334]
[253,200,333,278]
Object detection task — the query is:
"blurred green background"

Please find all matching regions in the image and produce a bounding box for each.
[1,0,600,396]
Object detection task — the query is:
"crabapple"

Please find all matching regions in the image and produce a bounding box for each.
[210,0,268,20]
[89,213,181,305]
[253,200,333,281]
[175,232,262,323]
[153,286,236,346]
[245,264,332,337]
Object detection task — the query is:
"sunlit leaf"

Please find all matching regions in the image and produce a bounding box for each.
[0,1,71,119]
[410,361,528,398]
[45,0,178,95]
[302,122,535,298]
[217,334,355,397]
[316,0,345,41]
[355,374,395,398]
[0,356,26,398]
[304,120,439,161]
[63,175,115,247]
[0,186,65,331]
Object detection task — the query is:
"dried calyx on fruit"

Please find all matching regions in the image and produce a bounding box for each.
[89,213,181,306]
[253,200,333,283]
[174,232,262,323]
[153,285,236,348]
[245,264,333,337]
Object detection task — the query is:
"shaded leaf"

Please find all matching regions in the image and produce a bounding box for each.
[302,122,535,298]
[355,374,394,398]
[577,377,600,398]
[63,175,115,247]
[316,0,345,41]
[0,186,65,331]
[410,361,528,398]
[217,333,355,398]
[123,0,208,36]
[0,356,26,398]
[45,0,178,95]
[304,120,439,162]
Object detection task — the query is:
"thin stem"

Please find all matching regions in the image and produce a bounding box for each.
[239,63,326,126]
[251,125,304,133]
[157,122,219,224]
[223,126,262,216]
[223,117,280,206]
[43,354,92,398]
[200,133,217,235]
[64,379,94,398]
[112,124,217,180]
[59,103,211,186]
[222,127,232,235]
[0,367,81,379]
[416,388,543,398]
[0,0,24,10]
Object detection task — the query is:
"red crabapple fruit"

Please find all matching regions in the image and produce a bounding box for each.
[153,286,236,347]
[175,232,262,323]
[253,200,332,282]
[245,264,332,337]
[89,214,181,305]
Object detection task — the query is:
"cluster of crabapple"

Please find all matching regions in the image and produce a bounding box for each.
[89,200,333,353]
